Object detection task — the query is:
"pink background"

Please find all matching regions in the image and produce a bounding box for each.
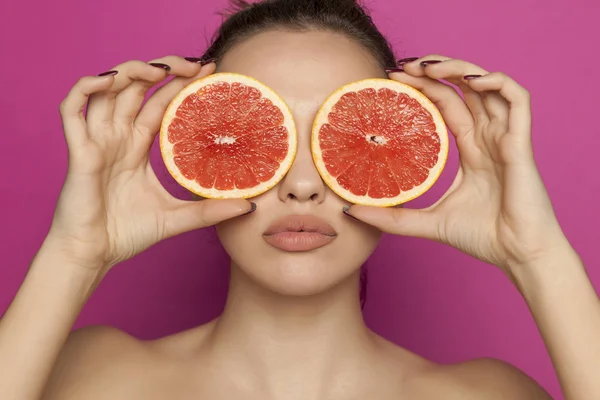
[1,0,599,398]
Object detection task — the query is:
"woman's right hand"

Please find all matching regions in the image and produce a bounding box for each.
[47,56,254,272]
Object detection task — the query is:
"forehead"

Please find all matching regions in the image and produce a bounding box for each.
[216,30,386,114]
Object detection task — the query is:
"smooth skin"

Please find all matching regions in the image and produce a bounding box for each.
[0,30,598,400]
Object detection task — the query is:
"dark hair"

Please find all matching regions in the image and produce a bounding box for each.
[202,0,396,69]
[202,0,395,308]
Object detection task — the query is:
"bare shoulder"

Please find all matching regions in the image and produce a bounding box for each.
[42,325,154,400]
[375,336,552,399]
[42,322,217,400]
[411,358,553,399]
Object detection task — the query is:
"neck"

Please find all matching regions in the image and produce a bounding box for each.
[206,263,376,398]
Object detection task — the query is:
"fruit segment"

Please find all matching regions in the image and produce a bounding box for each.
[312,79,448,207]
[160,73,297,199]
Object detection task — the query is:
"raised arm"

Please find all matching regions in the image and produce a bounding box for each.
[346,54,599,399]
[0,56,253,400]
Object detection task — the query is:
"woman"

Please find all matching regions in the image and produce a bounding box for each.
[1,0,598,398]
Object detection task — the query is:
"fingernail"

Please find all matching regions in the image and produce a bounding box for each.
[463,74,483,80]
[184,57,204,63]
[148,63,172,72]
[98,70,118,77]
[384,67,404,73]
[243,202,257,215]
[200,58,217,66]
[397,57,419,65]
[342,206,359,220]
[420,60,442,67]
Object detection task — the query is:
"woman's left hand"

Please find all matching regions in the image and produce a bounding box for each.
[344,54,571,278]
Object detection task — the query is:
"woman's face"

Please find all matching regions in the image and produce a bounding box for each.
[215,30,384,296]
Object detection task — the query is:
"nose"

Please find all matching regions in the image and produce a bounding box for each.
[277,143,326,204]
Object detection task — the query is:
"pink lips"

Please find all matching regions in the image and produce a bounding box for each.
[263,214,337,252]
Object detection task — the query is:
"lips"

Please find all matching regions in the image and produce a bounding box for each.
[263,214,337,252]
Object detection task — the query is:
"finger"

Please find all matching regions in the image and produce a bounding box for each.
[464,72,531,138]
[113,55,205,126]
[163,198,254,238]
[344,205,440,241]
[59,73,118,147]
[403,56,490,124]
[400,54,458,78]
[418,58,510,125]
[134,61,217,137]
[386,72,475,141]
[85,60,171,135]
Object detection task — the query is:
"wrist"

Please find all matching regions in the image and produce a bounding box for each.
[40,231,109,272]
[32,237,108,292]
[507,243,584,297]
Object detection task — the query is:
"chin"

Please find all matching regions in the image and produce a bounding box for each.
[218,232,380,297]
[238,252,359,296]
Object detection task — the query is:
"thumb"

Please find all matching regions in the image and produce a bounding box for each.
[164,198,255,238]
[344,205,440,240]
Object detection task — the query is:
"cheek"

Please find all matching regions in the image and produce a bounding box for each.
[215,216,258,255]
[342,222,382,261]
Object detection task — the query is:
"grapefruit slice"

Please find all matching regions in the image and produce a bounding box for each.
[160,73,296,199]
[312,79,448,207]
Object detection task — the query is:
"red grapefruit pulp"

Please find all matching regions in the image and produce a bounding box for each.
[160,73,297,199]
[312,78,448,206]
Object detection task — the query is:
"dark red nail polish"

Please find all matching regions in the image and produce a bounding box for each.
[397,57,419,65]
[420,60,442,67]
[384,67,404,73]
[200,58,217,66]
[149,63,171,72]
[463,74,483,80]
[243,202,257,215]
[184,57,204,63]
[98,70,118,77]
